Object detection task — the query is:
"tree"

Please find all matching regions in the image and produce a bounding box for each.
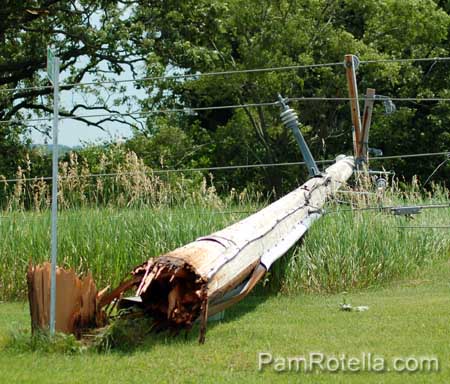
[2,0,450,189]
[0,0,161,177]
[138,0,450,191]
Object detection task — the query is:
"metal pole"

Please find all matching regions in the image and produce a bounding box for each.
[49,57,60,336]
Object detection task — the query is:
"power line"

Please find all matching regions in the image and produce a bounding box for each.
[423,155,450,186]
[3,101,281,125]
[0,159,333,183]
[3,55,450,94]
[0,209,256,221]
[4,95,450,126]
[369,151,449,161]
[1,151,449,184]
[325,202,450,214]
[359,57,450,65]
[2,199,448,221]
[396,225,450,229]
[1,61,344,93]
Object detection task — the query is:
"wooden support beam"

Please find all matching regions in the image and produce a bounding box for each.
[345,54,362,159]
[361,88,376,164]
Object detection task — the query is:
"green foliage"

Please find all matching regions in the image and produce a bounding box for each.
[3,1,450,192]
[137,0,450,191]
[126,124,195,169]
[0,125,29,180]
[95,317,155,352]
[6,329,85,354]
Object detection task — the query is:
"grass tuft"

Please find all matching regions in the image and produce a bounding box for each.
[5,328,86,354]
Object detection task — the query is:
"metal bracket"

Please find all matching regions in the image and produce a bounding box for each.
[375,95,396,115]
[390,206,422,216]
[278,94,320,177]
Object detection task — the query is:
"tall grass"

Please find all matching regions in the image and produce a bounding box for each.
[0,148,222,210]
[1,158,449,301]
[0,147,263,300]
[0,204,260,301]
[270,177,450,292]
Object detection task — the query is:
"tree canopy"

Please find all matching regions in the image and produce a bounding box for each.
[138,0,450,191]
[1,0,450,190]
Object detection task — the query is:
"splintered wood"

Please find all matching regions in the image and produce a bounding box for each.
[26,262,105,336]
[133,256,208,333]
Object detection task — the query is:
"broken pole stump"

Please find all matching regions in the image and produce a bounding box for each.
[27,262,106,336]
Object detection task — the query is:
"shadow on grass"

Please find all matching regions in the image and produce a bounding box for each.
[101,292,272,354]
[0,291,273,355]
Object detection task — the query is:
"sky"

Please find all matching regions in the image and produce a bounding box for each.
[29,67,144,147]
[31,34,147,147]
[30,116,134,147]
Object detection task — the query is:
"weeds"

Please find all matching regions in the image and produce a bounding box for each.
[0,152,449,301]
[271,175,450,293]
[5,329,86,354]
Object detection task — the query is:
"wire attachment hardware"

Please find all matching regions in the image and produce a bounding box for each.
[375,95,396,115]
[278,94,320,177]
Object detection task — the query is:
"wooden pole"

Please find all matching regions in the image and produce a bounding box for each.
[345,54,362,159]
[118,156,355,341]
[360,88,375,164]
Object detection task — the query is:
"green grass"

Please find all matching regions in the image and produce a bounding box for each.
[0,204,258,300]
[0,261,448,383]
[274,202,450,293]
[1,192,449,300]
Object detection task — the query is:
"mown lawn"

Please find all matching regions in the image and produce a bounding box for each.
[0,261,448,383]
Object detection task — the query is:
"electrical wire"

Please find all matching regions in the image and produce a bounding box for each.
[2,101,280,125]
[359,57,450,65]
[3,56,450,94]
[396,225,450,229]
[324,202,450,215]
[423,155,450,186]
[3,95,450,126]
[1,61,344,93]
[0,209,257,221]
[1,151,449,184]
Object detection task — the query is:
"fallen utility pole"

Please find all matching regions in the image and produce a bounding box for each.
[109,155,354,343]
[27,96,355,343]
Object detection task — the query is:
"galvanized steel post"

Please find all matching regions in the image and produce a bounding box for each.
[49,55,60,336]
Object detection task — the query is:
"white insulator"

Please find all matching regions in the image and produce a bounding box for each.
[280,108,298,127]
